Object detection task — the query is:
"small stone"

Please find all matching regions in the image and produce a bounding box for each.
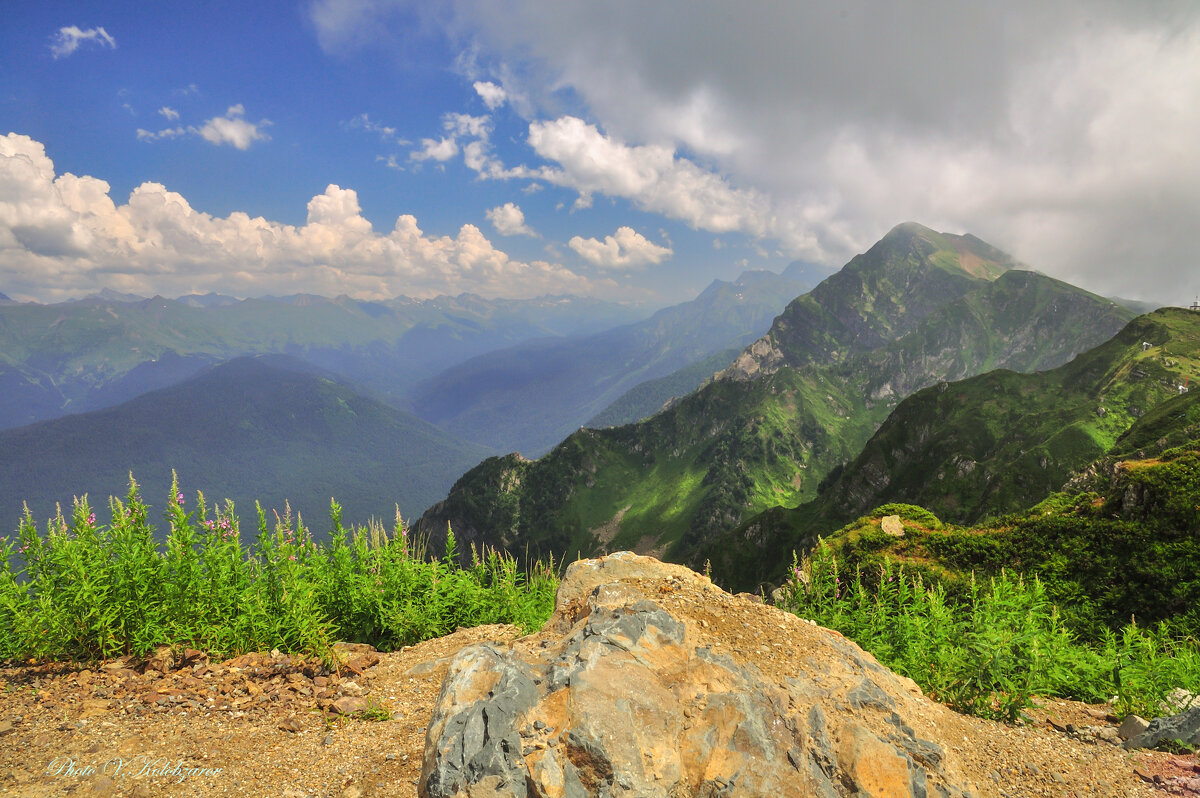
[0,720,13,736]
[278,716,303,733]
[880,515,905,536]
[87,776,120,797]
[1118,714,1150,740]
[331,696,369,715]
[323,733,335,746]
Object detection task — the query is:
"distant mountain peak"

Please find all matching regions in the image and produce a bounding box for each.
[176,292,240,308]
[79,288,150,304]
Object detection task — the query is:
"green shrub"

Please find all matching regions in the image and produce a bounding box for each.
[0,477,558,666]
[777,540,1200,721]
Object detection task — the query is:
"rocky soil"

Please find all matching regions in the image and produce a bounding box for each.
[1,553,1198,797]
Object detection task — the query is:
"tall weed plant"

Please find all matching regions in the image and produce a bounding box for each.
[778,540,1200,721]
[0,476,557,665]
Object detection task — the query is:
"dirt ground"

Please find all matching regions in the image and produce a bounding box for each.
[1,573,1197,798]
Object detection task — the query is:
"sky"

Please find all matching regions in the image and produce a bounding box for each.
[1,1,1198,306]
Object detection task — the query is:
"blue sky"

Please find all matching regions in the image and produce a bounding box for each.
[3,1,1199,305]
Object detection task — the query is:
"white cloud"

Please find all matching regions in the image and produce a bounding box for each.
[136,127,186,142]
[49,26,116,59]
[345,112,406,143]
[527,117,769,236]
[486,202,537,237]
[569,226,673,270]
[0,133,605,302]
[473,81,508,110]
[193,105,271,150]
[410,137,459,162]
[377,154,404,171]
[158,107,180,121]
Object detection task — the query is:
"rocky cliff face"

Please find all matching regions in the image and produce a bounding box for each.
[418,553,1154,798]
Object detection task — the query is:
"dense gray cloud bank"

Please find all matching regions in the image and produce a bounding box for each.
[313,0,1200,302]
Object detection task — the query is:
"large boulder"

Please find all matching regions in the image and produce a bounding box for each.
[419,552,980,797]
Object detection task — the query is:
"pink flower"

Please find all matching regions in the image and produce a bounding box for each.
[87,513,96,526]
[176,492,185,506]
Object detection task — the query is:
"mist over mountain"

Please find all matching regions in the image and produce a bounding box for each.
[0,356,491,532]
[407,268,812,456]
[0,292,647,431]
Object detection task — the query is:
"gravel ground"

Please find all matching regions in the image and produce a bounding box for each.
[1,580,1197,798]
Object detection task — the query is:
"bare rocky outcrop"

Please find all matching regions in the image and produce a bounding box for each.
[420,553,981,797]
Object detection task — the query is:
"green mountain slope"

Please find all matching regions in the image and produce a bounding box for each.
[416,223,1135,567]
[0,356,492,532]
[586,346,743,428]
[711,307,1200,590]
[783,395,1200,635]
[407,269,811,455]
[0,293,644,430]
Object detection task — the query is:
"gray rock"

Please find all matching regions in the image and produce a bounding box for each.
[1117,714,1149,741]
[1125,705,1200,750]
[419,552,978,798]
[421,645,538,797]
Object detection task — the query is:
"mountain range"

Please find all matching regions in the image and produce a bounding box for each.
[0,264,814,530]
[407,268,813,456]
[414,223,1143,573]
[0,291,646,431]
[0,356,490,530]
[5,221,1183,599]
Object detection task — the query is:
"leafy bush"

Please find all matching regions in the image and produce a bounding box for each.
[777,540,1200,721]
[0,476,557,665]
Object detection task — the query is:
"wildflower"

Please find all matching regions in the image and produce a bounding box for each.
[176,492,185,506]
[87,513,96,526]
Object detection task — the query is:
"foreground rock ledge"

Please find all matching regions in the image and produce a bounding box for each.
[419,552,976,798]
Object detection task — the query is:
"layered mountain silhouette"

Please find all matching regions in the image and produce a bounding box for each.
[0,356,490,531]
[407,269,813,455]
[416,223,1140,571]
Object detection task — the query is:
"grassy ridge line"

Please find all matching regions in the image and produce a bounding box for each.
[708,307,1200,592]
[0,477,557,665]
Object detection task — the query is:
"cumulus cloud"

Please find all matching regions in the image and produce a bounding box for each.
[473,80,507,109]
[158,107,180,121]
[49,26,116,59]
[485,202,536,237]
[528,117,769,236]
[194,105,271,150]
[410,137,458,162]
[0,133,603,302]
[569,226,673,270]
